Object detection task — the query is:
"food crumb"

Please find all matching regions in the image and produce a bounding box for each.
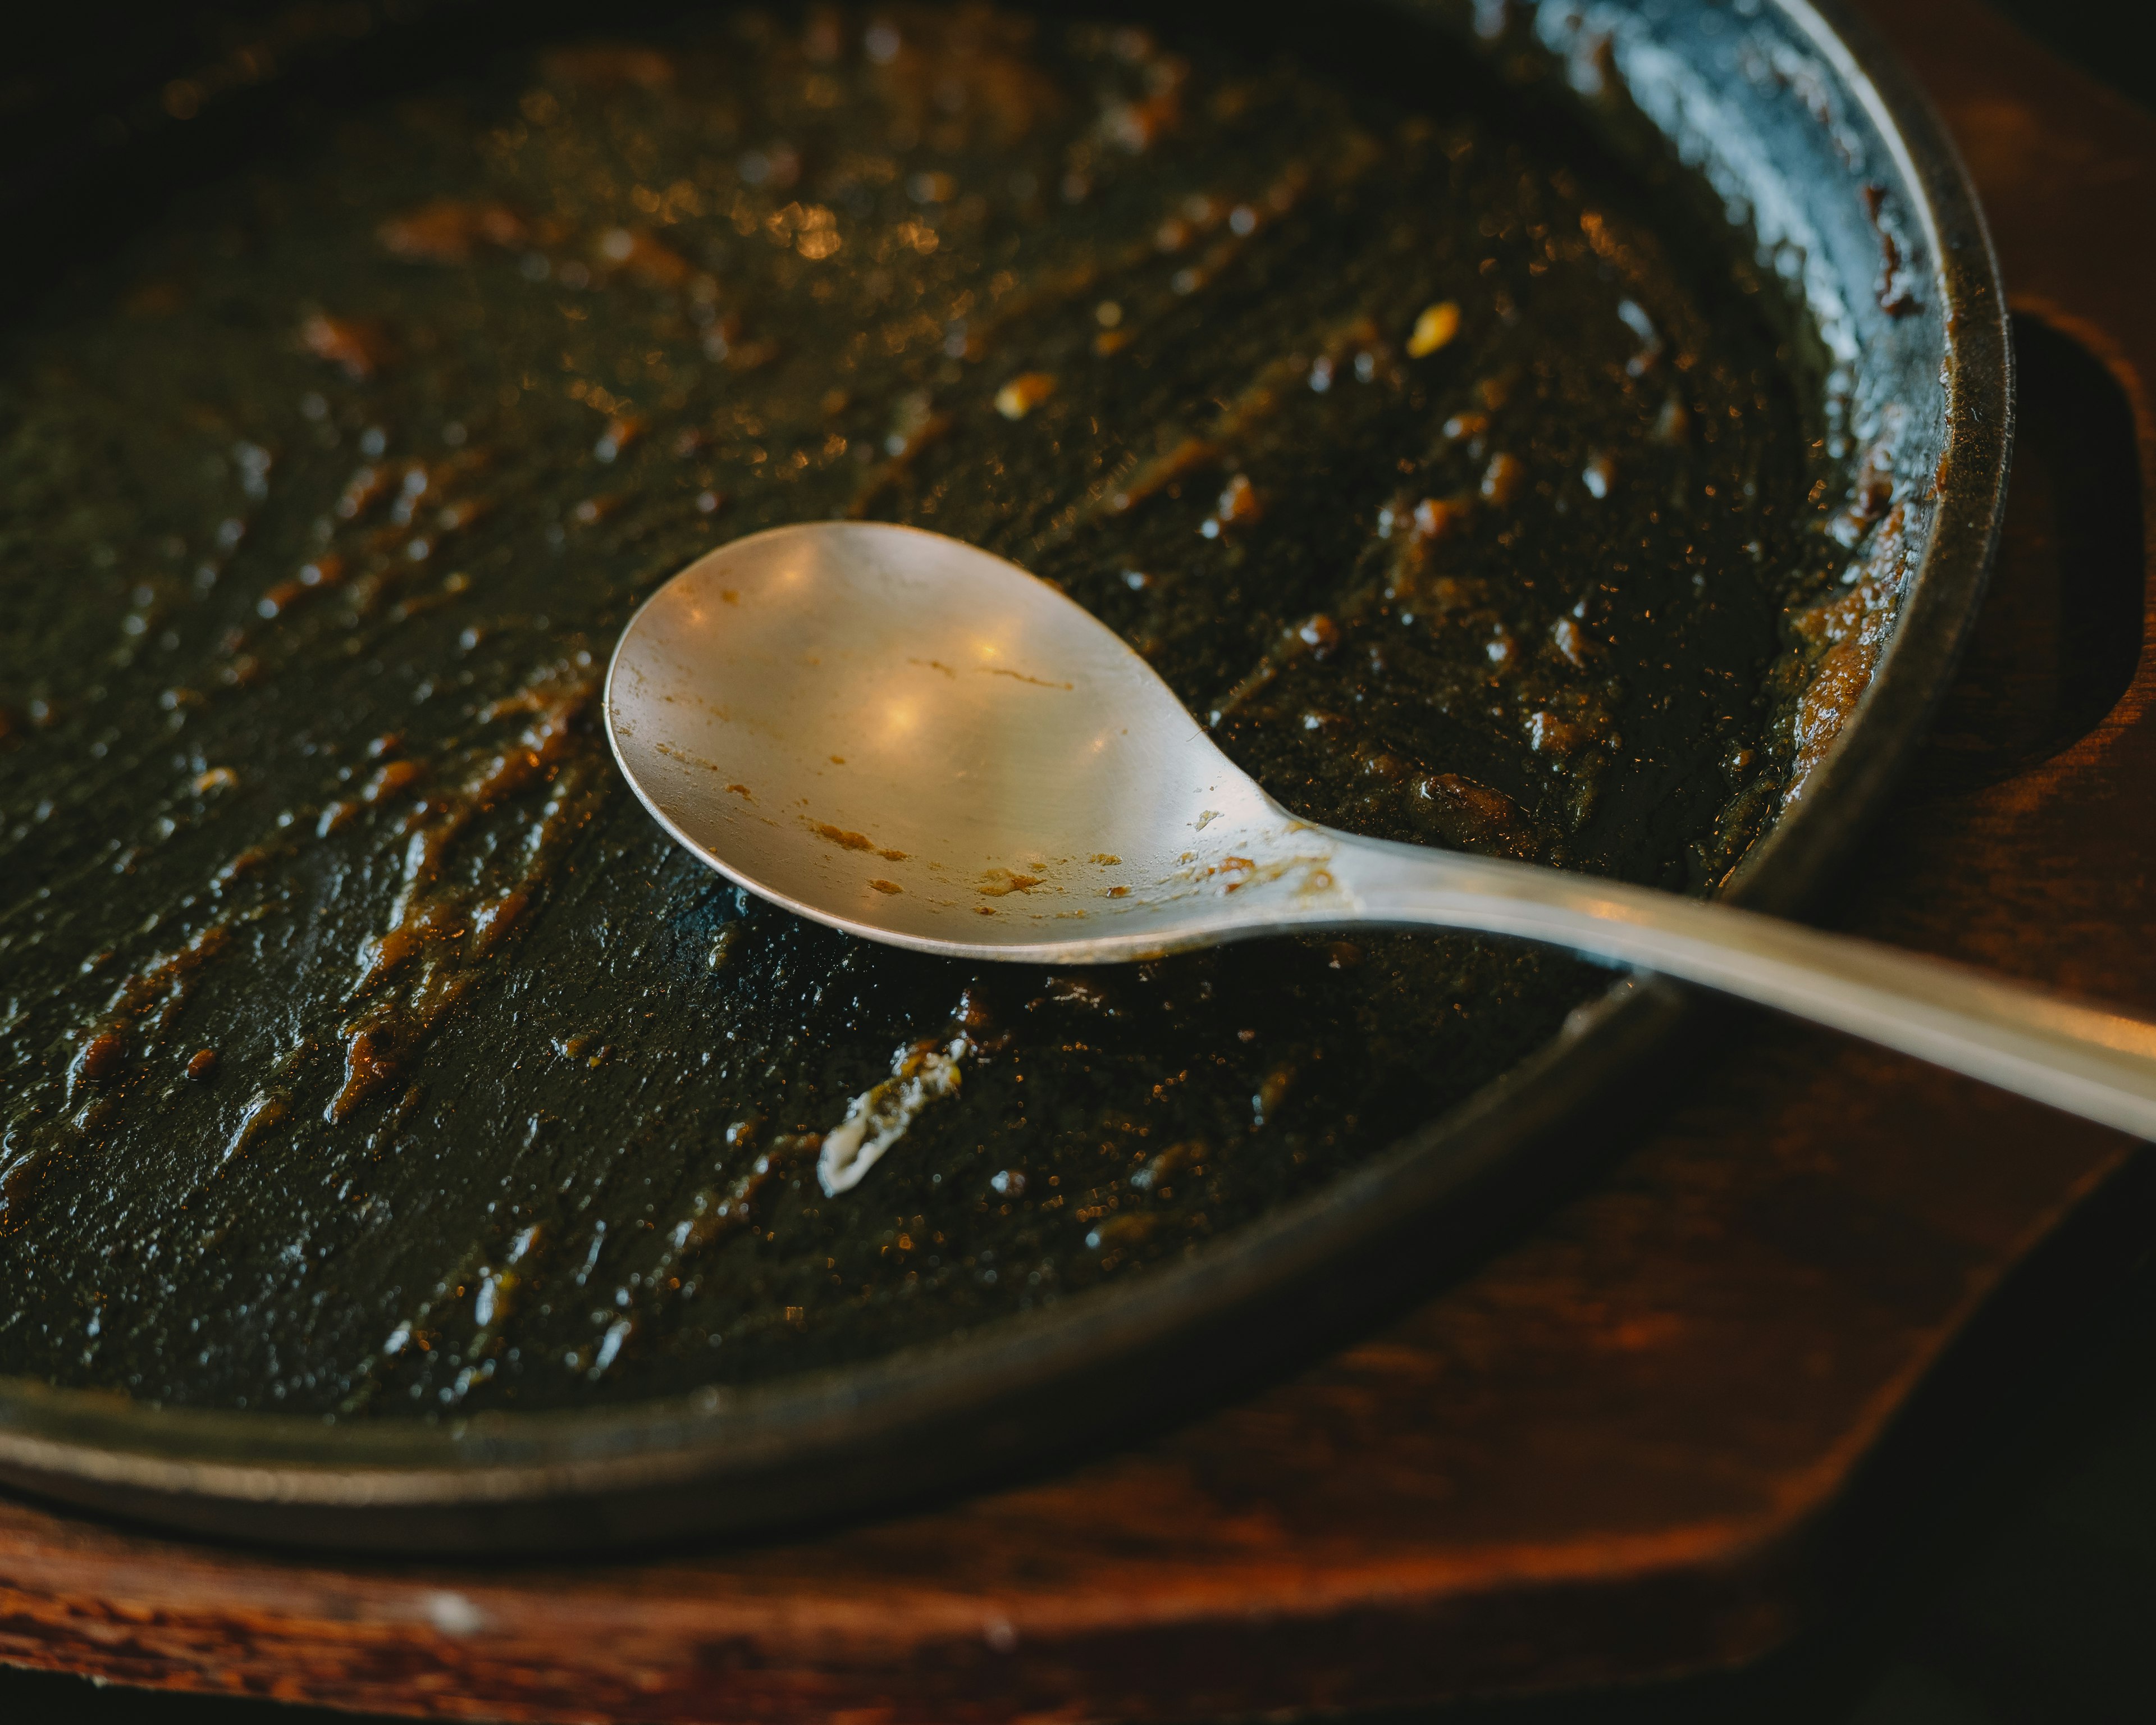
[995,372,1057,419]
[1479,451,1525,504]
[299,313,395,378]
[1406,300,1461,357]
[1413,496,1469,540]
[1200,473,1261,538]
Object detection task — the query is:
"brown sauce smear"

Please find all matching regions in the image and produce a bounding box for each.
[0,5,1863,1418]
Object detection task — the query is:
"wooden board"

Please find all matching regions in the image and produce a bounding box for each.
[1,2,2151,1717]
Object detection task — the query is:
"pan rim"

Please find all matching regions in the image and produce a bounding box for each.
[0,0,2013,1550]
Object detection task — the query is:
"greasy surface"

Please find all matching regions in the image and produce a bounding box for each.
[0,6,1835,1416]
[0,5,2145,1720]
[0,113,2145,1714]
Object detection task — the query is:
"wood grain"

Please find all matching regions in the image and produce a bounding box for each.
[1,2,2152,1717]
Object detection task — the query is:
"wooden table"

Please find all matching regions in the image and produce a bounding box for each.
[2,2,2151,1717]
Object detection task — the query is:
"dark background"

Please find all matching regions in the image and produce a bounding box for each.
[1988,0,2154,112]
[1,0,2152,1719]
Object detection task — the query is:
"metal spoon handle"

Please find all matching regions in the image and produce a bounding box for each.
[1321,828,2156,1139]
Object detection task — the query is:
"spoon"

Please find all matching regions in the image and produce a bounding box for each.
[605,522,2156,1139]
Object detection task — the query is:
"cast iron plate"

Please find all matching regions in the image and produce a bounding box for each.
[0,0,2009,1551]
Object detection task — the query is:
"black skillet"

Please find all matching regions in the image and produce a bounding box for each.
[0,0,2008,1550]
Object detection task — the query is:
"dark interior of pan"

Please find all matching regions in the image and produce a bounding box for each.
[0,0,2007,1550]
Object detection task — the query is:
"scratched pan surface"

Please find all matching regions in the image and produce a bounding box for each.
[0,0,2006,1550]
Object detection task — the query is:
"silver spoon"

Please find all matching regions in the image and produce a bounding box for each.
[605,522,2156,1139]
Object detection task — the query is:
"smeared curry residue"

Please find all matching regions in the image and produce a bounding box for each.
[331,666,601,1122]
[818,1034,971,1195]
[0,4,1871,1418]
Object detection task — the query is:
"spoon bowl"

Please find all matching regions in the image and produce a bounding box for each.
[609,523,2156,1138]
[606,521,1345,961]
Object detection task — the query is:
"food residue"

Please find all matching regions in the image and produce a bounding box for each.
[994,372,1057,419]
[0,1,1857,1423]
[1406,300,1461,357]
[818,1037,971,1195]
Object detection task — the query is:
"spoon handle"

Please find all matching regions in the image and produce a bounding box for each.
[1319,829,2156,1139]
